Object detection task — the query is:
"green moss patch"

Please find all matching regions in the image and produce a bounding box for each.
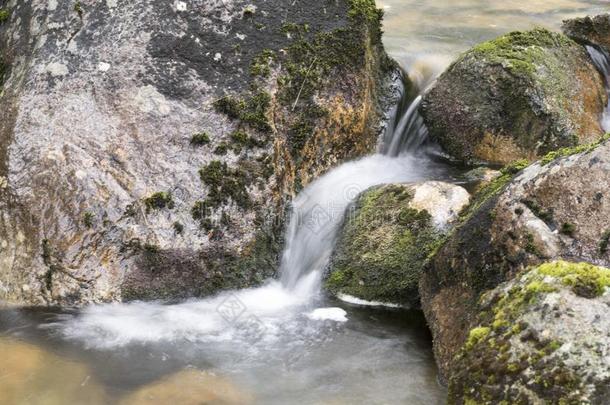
[471,28,573,77]
[250,49,276,78]
[540,133,610,165]
[144,192,174,212]
[198,160,251,210]
[214,91,272,133]
[537,261,610,298]
[190,132,210,146]
[83,212,94,228]
[448,260,606,404]
[0,8,10,23]
[326,184,442,305]
[465,327,491,350]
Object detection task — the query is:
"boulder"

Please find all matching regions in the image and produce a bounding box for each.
[326,182,469,307]
[448,261,610,404]
[420,28,607,165]
[0,0,395,305]
[563,13,610,53]
[420,138,610,380]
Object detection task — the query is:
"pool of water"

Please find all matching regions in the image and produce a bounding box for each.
[0,295,443,405]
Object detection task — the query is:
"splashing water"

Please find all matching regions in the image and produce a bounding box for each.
[46,76,450,355]
[6,3,609,403]
[587,45,610,132]
[33,101,449,402]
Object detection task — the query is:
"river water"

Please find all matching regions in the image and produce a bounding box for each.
[1,2,608,404]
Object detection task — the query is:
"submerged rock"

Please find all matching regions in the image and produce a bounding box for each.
[0,0,395,305]
[326,182,469,307]
[563,13,610,53]
[420,28,607,165]
[0,337,108,404]
[448,261,610,404]
[420,138,610,380]
[119,369,252,405]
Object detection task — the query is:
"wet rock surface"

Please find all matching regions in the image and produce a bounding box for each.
[448,261,610,404]
[420,139,610,381]
[0,0,394,305]
[420,28,607,165]
[563,13,610,53]
[326,182,469,307]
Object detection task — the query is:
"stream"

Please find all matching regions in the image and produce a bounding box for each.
[1,1,608,404]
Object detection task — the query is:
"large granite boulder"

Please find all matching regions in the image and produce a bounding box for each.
[448,261,610,404]
[563,13,610,53]
[420,138,610,380]
[326,182,469,307]
[420,28,607,165]
[0,0,396,305]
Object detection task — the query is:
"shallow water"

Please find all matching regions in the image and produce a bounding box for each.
[379,0,609,87]
[2,1,609,404]
[0,298,443,404]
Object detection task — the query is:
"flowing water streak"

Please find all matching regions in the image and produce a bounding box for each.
[384,95,429,156]
[279,153,445,292]
[586,45,610,132]
[279,76,436,292]
[53,90,443,348]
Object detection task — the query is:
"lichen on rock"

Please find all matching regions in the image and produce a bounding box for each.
[420,137,610,381]
[0,0,396,305]
[448,261,610,404]
[420,28,607,165]
[326,182,469,307]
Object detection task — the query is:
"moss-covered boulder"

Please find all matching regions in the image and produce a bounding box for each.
[420,28,607,165]
[0,0,396,305]
[448,261,610,404]
[563,13,610,53]
[420,136,610,380]
[326,182,469,307]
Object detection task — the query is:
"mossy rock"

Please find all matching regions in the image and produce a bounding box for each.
[420,28,607,165]
[420,138,610,382]
[326,182,469,307]
[448,261,610,404]
[0,0,397,305]
[563,13,610,54]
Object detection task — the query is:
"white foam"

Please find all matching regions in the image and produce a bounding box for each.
[338,294,402,308]
[50,280,319,349]
[306,308,348,322]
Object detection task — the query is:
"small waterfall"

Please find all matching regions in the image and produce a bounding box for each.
[279,80,438,293]
[278,155,442,290]
[383,95,429,156]
[587,45,610,132]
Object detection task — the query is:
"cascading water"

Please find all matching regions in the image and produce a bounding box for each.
[383,95,429,156]
[587,45,610,132]
[279,152,446,292]
[279,73,437,294]
[22,81,449,404]
[45,74,448,348]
